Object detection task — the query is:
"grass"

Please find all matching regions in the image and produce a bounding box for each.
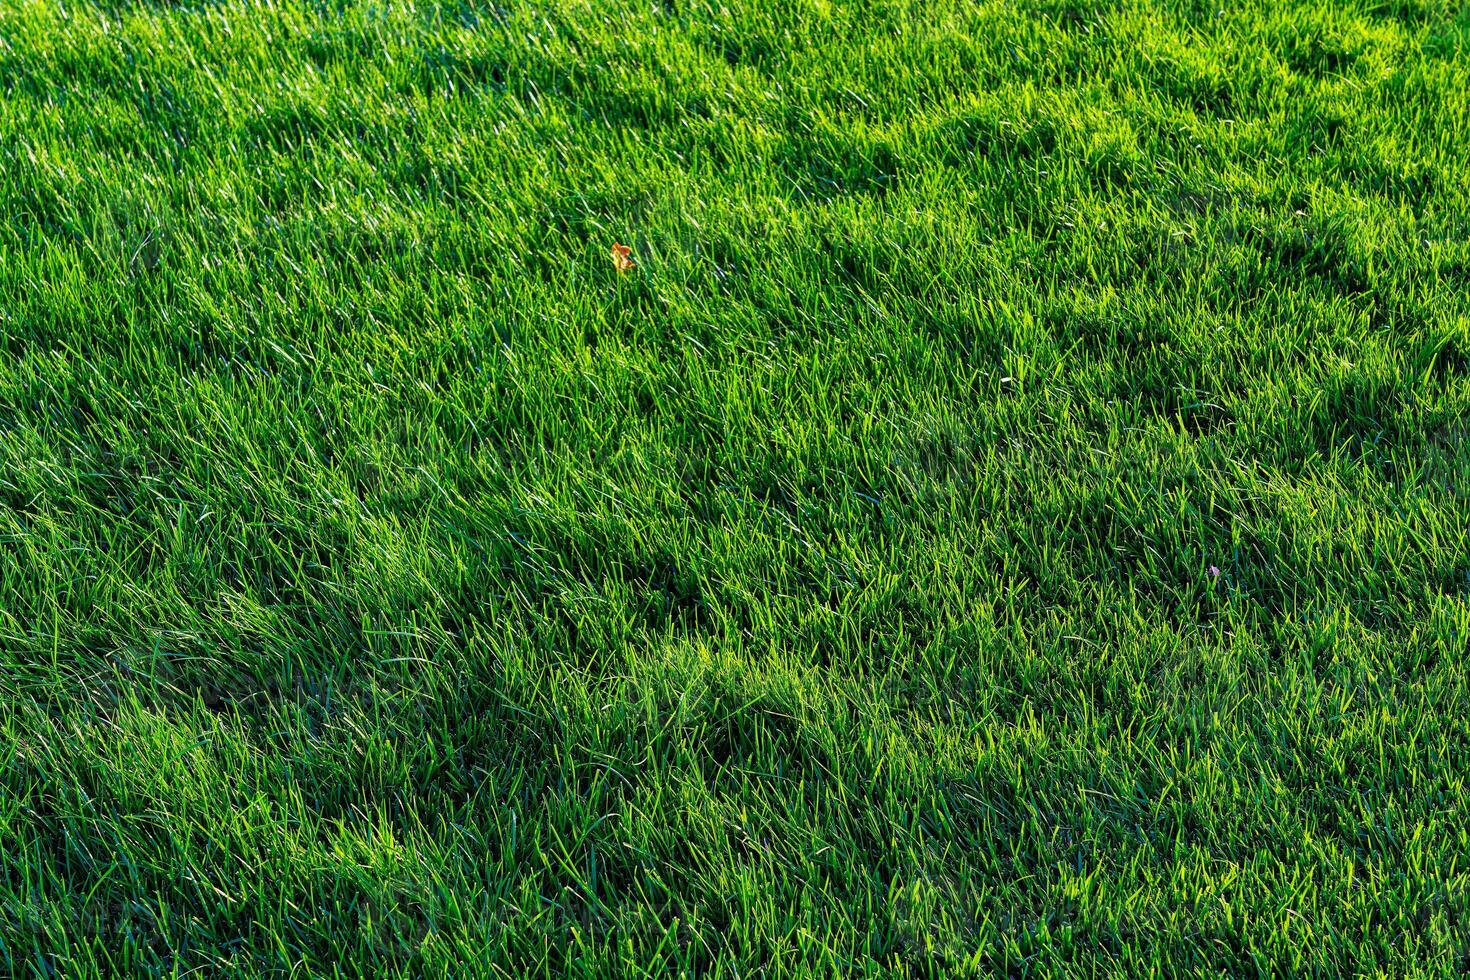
[2,0,1469,974]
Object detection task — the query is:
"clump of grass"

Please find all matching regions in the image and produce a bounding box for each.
[2,0,1469,975]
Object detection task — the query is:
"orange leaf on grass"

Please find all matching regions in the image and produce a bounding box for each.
[610,242,635,273]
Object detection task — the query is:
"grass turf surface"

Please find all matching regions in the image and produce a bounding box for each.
[3,0,1470,974]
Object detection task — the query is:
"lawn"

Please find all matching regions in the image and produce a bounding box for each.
[2,0,1469,975]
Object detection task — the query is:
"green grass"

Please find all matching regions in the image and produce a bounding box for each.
[2,0,1469,974]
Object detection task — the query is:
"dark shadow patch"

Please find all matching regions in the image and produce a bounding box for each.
[1084,144,1139,193]
[773,133,898,205]
[1020,0,1118,34]
[822,230,900,295]
[414,46,511,98]
[131,78,200,170]
[700,695,803,775]
[418,0,513,31]
[1150,62,1236,120]
[1250,368,1410,470]
[1414,320,1469,384]
[1338,151,1438,214]
[85,0,227,13]
[1279,29,1363,80]
[303,27,372,69]
[243,100,332,157]
[1362,0,1441,27]
[536,59,713,133]
[631,559,713,637]
[1160,184,1236,219]
[932,110,1058,170]
[705,30,777,71]
[1267,223,1372,297]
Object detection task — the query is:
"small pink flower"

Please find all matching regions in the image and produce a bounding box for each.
[1208,565,1222,579]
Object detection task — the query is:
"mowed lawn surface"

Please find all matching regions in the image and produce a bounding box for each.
[3,0,1470,975]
